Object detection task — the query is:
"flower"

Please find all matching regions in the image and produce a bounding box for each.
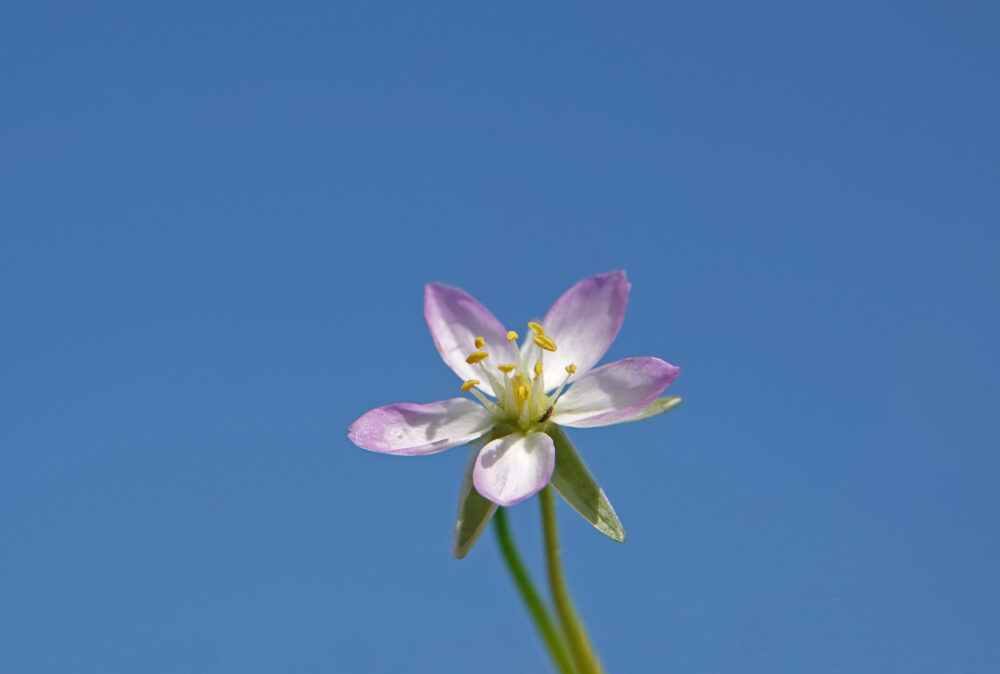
[348,271,681,556]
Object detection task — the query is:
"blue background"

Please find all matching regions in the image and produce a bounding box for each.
[2,1,998,672]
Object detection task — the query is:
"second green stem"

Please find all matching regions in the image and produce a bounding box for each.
[539,485,603,674]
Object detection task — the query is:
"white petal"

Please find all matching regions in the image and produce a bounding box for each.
[424,283,517,388]
[348,398,496,455]
[473,432,555,506]
[551,357,680,427]
[538,271,630,379]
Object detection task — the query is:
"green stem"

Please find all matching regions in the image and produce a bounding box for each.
[493,507,576,674]
[539,486,604,674]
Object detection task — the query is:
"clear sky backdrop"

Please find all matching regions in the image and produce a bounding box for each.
[2,1,998,672]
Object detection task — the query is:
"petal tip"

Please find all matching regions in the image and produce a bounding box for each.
[424,281,449,297]
[594,269,627,280]
[659,360,681,382]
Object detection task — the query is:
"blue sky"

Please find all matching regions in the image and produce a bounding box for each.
[2,1,998,672]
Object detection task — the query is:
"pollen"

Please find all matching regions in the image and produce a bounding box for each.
[533,334,557,351]
[460,379,480,393]
[527,321,545,335]
[465,351,489,364]
[565,363,577,374]
[534,361,544,376]
[497,363,516,373]
[474,336,485,349]
[507,330,519,342]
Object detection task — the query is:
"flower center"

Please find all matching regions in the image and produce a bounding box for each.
[459,322,577,431]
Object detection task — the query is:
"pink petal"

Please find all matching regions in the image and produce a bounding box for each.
[550,357,681,427]
[538,271,630,379]
[473,432,555,506]
[348,398,496,455]
[425,283,517,386]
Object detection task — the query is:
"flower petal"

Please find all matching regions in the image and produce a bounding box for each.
[551,357,681,427]
[538,271,630,379]
[348,398,495,455]
[425,282,517,387]
[452,444,498,559]
[473,432,555,506]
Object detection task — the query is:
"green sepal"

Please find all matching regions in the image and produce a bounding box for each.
[451,441,498,559]
[547,425,626,543]
[625,396,683,423]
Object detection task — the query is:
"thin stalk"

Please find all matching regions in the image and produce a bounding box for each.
[539,486,603,674]
[493,507,576,674]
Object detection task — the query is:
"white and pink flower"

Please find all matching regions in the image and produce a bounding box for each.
[348,271,681,556]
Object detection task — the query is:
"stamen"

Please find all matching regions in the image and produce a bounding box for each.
[474,336,485,349]
[466,351,489,364]
[476,362,505,399]
[527,321,545,335]
[509,331,522,364]
[503,373,517,415]
[517,380,533,427]
[534,361,544,377]
[497,364,516,373]
[549,364,577,403]
[468,387,502,415]
[460,380,480,393]
[530,369,546,418]
[533,334,557,351]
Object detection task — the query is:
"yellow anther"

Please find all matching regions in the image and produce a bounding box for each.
[565,363,577,374]
[507,330,519,342]
[461,380,480,393]
[465,351,489,364]
[533,334,557,352]
[474,336,485,349]
[534,361,544,376]
[512,373,531,410]
[497,364,516,373]
[527,321,545,335]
